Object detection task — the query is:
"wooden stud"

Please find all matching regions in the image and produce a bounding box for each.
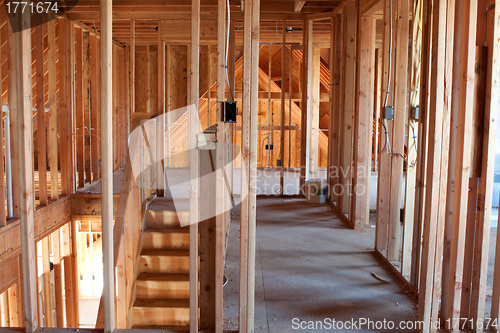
[416,0,449,330]
[215,0,226,330]
[157,26,166,196]
[58,20,75,196]
[0,28,5,226]
[309,45,320,178]
[11,7,38,332]
[280,20,286,194]
[51,229,64,327]
[36,25,47,207]
[130,20,136,118]
[387,0,409,261]
[90,34,101,181]
[445,0,476,326]
[47,20,58,200]
[41,237,53,327]
[299,19,312,194]
[7,14,20,219]
[479,0,500,328]
[75,29,85,188]
[190,1,200,332]
[2,290,10,327]
[83,32,92,183]
[352,11,372,230]
[101,0,115,331]
[338,2,355,216]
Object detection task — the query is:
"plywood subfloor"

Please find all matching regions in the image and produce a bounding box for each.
[223,197,417,332]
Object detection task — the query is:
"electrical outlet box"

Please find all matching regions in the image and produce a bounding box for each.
[222,101,238,123]
[411,106,419,120]
[383,106,394,120]
[277,159,282,167]
[265,144,274,150]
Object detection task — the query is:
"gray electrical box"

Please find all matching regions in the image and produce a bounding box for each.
[383,106,394,120]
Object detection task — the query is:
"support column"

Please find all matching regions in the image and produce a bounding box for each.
[240,0,259,331]
[11,8,38,332]
[352,12,373,230]
[299,20,312,195]
[189,1,201,333]
[215,0,226,331]
[101,0,115,332]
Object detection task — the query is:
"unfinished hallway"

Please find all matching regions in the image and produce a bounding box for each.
[0,0,499,332]
[224,197,417,332]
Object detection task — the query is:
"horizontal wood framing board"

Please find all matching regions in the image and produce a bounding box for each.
[71,194,120,216]
[0,197,71,263]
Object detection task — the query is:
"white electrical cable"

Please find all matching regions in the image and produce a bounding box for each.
[383,0,393,155]
[225,0,234,101]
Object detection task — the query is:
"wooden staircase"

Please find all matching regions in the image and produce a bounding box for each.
[131,198,193,332]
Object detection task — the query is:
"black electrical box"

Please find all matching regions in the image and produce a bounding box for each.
[277,159,282,167]
[265,144,274,150]
[222,101,238,123]
[383,106,394,120]
[411,106,419,120]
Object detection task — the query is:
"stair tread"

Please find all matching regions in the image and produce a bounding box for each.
[141,249,190,257]
[134,298,190,308]
[147,198,190,212]
[144,227,190,234]
[131,325,189,332]
[137,272,190,282]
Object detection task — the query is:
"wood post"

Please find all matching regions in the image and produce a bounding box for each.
[280,20,286,194]
[444,0,476,325]
[47,20,58,201]
[101,0,115,331]
[11,7,38,331]
[35,25,47,207]
[299,19,312,195]
[416,0,449,330]
[157,25,166,196]
[215,0,226,330]
[309,45,320,179]
[190,1,200,332]
[240,0,260,331]
[352,10,373,230]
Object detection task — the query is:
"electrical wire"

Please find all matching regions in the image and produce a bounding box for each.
[383,0,393,155]
[225,0,234,101]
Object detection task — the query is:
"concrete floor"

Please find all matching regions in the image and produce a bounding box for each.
[223,197,417,333]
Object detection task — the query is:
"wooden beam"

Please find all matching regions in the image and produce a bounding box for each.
[0,256,18,294]
[90,34,101,181]
[51,229,64,327]
[35,25,47,207]
[101,0,115,331]
[0,197,72,263]
[338,2,355,216]
[58,19,75,197]
[299,19,312,194]
[10,8,38,331]
[76,28,85,188]
[417,0,449,329]
[352,11,372,230]
[294,0,306,12]
[83,32,92,183]
[309,46,320,178]
[47,20,58,201]
[0,25,5,226]
[215,0,226,331]
[41,237,53,327]
[444,0,475,325]
[280,20,286,194]
[157,24,166,196]
[476,0,499,328]
[190,0,200,332]
[387,0,409,261]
